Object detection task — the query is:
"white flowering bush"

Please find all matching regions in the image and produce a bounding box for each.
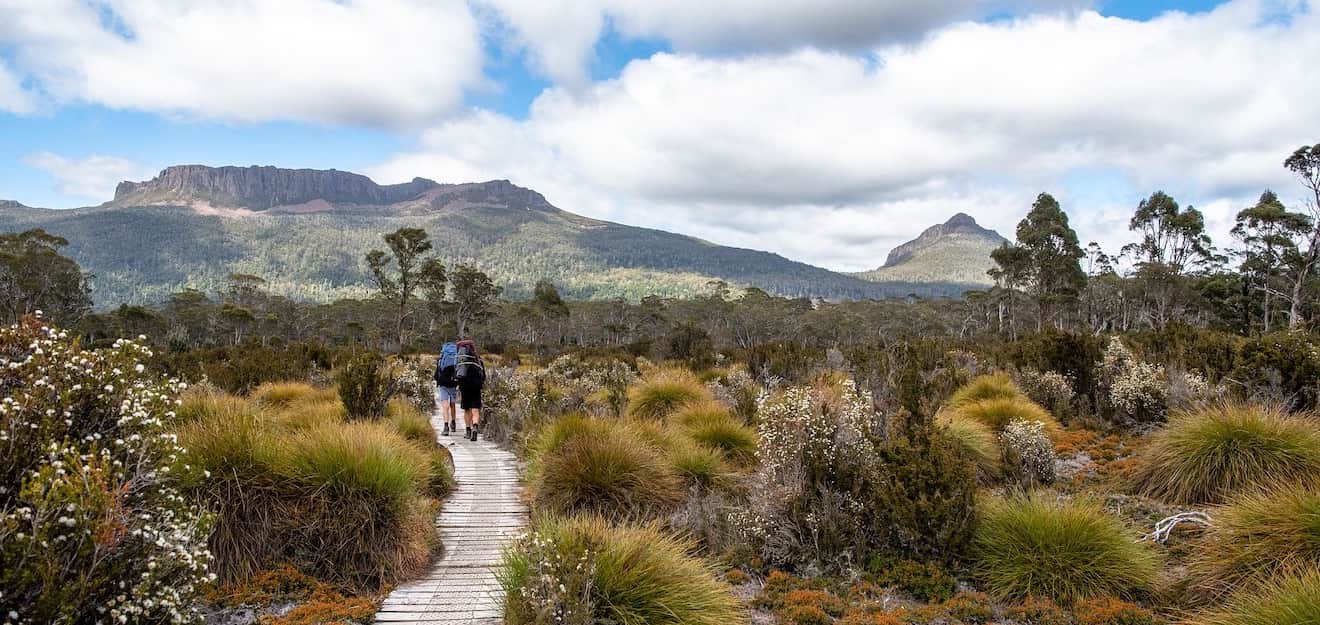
[734,380,976,569]
[1099,337,1169,425]
[1014,368,1074,418]
[391,356,436,413]
[0,317,214,625]
[999,420,1056,487]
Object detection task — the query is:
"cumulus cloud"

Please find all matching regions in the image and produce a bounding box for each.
[23,152,145,202]
[0,0,484,127]
[478,0,1089,85]
[373,0,1320,271]
[0,59,34,114]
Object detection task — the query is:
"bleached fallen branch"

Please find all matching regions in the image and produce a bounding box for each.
[1143,511,1213,543]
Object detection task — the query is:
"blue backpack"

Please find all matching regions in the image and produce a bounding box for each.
[439,342,458,369]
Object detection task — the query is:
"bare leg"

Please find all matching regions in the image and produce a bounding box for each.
[467,407,481,428]
[444,398,457,427]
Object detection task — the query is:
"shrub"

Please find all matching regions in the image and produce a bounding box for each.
[955,396,1061,434]
[1016,368,1076,419]
[864,556,959,603]
[1129,403,1320,504]
[1189,569,1320,625]
[501,515,745,625]
[972,496,1158,604]
[938,411,1001,481]
[736,382,977,570]
[1000,419,1057,487]
[951,372,1022,407]
[336,351,398,419]
[251,381,334,407]
[529,424,684,521]
[1188,481,1320,598]
[626,367,712,419]
[1101,338,1170,425]
[0,319,214,624]
[1234,331,1320,411]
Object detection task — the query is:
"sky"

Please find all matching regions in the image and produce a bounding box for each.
[0,0,1316,272]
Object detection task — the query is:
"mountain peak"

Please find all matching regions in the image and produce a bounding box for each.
[112,164,441,210]
[882,213,1005,268]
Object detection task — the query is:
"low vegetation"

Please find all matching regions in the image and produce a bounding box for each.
[1188,480,1320,599]
[500,515,746,625]
[1189,569,1320,625]
[971,496,1158,604]
[1129,403,1320,504]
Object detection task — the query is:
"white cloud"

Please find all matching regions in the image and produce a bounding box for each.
[478,0,1089,85]
[23,152,144,201]
[0,0,485,127]
[0,59,34,113]
[373,0,1320,271]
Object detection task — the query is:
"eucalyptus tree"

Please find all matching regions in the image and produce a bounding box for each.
[992,193,1086,332]
[1122,191,1216,329]
[365,227,446,350]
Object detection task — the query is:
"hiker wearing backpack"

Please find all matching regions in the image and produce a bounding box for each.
[433,341,460,436]
[454,339,486,441]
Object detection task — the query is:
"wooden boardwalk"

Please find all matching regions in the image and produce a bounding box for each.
[375,419,526,625]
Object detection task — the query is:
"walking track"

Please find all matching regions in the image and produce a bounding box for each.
[374,415,526,625]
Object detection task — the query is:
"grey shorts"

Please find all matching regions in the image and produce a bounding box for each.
[437,385,458,403]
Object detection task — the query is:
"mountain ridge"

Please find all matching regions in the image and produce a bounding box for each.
[855,213,1006,288]
[1,165,988,305]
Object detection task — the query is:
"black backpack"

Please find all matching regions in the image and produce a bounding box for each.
[454,351,484,385]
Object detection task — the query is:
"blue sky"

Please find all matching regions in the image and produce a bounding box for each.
[1,0,1315,271]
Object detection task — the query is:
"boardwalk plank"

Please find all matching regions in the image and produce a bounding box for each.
[374,413,525,625]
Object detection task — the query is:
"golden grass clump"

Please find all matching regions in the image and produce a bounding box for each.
[386,398,436,446]
[1188,480,1320,599]
[530,426,685,521]
[274,399,347,431]
[1188,569,1320,625]
[950,373,1023,407]
[972,495,1158,604]
[672,402,757,464]
[251,381,336,407]
[501,515,747,625]
[937,411,1001,481]
[953,397,1061,436]
[626,367,713,420]
[1129,403,1320,504]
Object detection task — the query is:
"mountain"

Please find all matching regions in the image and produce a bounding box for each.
[0,165,974,306]
[855,213,1007,288]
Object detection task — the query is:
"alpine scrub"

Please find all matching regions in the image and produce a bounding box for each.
[0,317,215,624]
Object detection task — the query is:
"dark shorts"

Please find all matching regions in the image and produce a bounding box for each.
[459,384,482,410]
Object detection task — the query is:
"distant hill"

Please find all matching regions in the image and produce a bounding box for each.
[855,213,1006,288]
[0,165,976,306]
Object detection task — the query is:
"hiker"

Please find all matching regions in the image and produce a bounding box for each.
[433,341,460,436]
[454,339,486,441]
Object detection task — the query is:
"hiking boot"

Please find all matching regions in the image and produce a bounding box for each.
[465,426,472,439]
[441,422,450,436]
[470,425,480,441]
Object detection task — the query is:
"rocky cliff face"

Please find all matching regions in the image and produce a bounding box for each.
[882,213,1006,268]
[112,165,440,209]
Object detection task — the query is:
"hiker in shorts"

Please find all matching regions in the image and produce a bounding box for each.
[454,339,486,441]
[434,341,460,436]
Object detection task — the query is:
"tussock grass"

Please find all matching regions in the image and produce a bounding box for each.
[530,429,684,521]
[178,391,442,590]
[1189,480,1320,598]
[938,411,1001,480]
[972,496,1158,604]
[1130,403,1320,504]
[177,406,284,581]
[387,398,436,446]
[523,414,602,485]
[251,381,336,407]
[501,515,746,625]
[1189,569,1320,625]
[671,402,735,429]
[627,368,712,420]
[950,373,1023,407]
[669,443,730,489]
[177,387,262,424]
[953,396,1061,435]
[687,419,757,464]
